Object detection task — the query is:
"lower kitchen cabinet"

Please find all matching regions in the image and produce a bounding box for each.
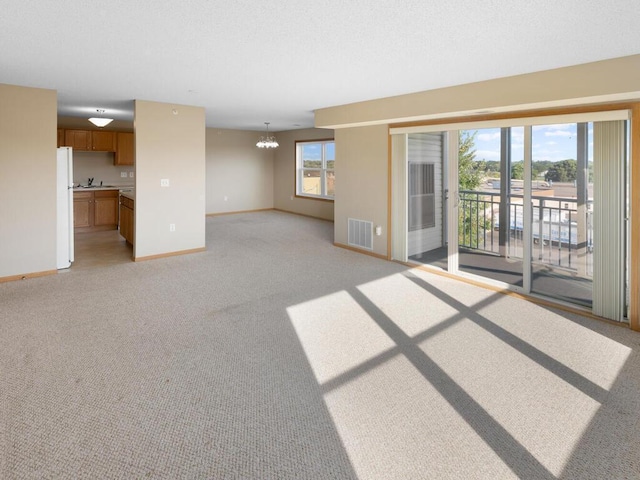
[73,190,119,232]
[119,195,134,245]
[73,191,93,228]
[94,190,118,226]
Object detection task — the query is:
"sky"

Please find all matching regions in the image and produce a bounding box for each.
[470,123,594,162]
[301,142,335,161]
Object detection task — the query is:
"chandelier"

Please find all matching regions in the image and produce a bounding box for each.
[256,122,279,148]
[88,109,114,128]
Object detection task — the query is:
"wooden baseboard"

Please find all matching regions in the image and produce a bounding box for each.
[333,242,387,260]
[0,269,57,283]
[206,208,273,217]
[75,225,118,233]
[273,208,334,223]
[134,247,206,262]
[206,208,334,223]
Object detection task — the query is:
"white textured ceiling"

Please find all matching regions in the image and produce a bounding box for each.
[2,0,640,131]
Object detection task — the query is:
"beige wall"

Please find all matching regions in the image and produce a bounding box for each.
[0,83,57,277]
[134,100,206,259]
[334,125,389,256]
[58,115,133,132]
[73,151,134,187]
[206,128,273,214]
[273,128,335,221]
[316,54,640,128]
[323,54,640,262]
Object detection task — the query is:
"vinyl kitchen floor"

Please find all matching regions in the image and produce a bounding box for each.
[71,229,133,270]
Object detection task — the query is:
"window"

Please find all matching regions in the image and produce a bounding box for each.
[408,162,435,230]
[296,140,335,200]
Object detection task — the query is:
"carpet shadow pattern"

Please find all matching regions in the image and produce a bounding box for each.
[1,210,639,479]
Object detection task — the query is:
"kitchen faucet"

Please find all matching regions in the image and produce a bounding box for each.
[88,177,94,186]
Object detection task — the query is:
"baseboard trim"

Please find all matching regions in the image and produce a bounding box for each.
[206,208,334,223]
[134,247,206,262]
[75,225,119,234]
[0,269,57,283]
[334,242,387,260]
[206,208,273,217]
[274,208,334,223]
[399,260,629,329]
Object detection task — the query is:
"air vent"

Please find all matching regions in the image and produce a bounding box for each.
[348,218,373,250]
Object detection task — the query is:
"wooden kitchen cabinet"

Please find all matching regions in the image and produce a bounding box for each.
[59,128,129,156]
[91,130,116,152]
[94,190,119,226]
[64,129,92,150]
[115,132,134,165]
[119,195,134,245]
[73,190,118,232]
[73,191,93,228]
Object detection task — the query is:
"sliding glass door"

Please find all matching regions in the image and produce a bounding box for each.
[392,111,629,321]
[529,122,592,306]
[456,128,524,288]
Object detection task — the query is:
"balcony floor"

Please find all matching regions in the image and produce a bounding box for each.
[410,246,592,306]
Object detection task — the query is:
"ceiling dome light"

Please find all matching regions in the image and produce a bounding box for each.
[256,122,279,148]
[88,109,114,128]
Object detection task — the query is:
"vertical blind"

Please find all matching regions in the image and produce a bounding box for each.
[593,120,626,321]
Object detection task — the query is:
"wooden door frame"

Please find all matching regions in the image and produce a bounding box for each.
[389,102,640,331]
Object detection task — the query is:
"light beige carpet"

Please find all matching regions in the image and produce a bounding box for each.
[1,210,639,479]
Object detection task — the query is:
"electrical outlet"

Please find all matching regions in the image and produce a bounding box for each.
[169,223,175,232]
[121,172,127,178]
[224,196,228,202]
[161,179,169,187]
[129,172,134,178]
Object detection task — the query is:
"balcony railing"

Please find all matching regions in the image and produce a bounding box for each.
[459,190,593,277]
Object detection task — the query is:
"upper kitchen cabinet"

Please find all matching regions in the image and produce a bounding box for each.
[61,129,116,151]
[90,130,116,152]
[115,132,134,165]
[58,128,131,159]
[64,129,91,150]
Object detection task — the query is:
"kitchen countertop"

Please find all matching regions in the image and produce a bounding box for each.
[73,187,119,192]
[73,185,134,192]
[120,191,134,200]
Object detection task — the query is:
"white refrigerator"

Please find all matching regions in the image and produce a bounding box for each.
[56,147,74,269]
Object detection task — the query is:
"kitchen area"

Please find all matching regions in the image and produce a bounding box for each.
[58,122,135,268]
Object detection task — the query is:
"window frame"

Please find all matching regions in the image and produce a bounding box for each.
[295,139,335,201]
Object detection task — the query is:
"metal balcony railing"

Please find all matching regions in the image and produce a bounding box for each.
[458,190,593,277]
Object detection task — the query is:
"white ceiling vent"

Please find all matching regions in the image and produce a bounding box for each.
[348,218,373,250]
